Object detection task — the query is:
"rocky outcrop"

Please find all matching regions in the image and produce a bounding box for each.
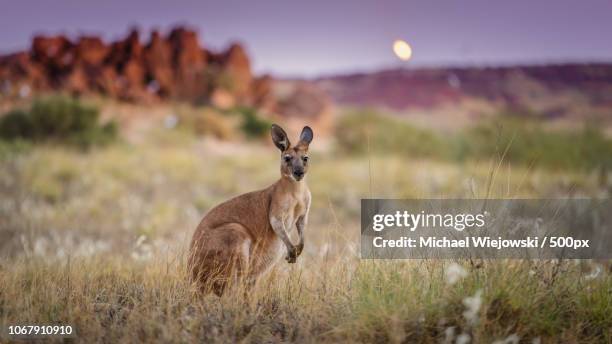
[167,27,207,101]
[0,26,272,109]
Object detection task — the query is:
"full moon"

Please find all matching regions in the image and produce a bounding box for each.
[393,39,413,61]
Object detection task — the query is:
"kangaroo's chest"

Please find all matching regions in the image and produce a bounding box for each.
[279,195,308,229]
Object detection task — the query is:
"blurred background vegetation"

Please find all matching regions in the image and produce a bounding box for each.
[336,109,612,171]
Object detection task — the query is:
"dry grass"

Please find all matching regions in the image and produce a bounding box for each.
[0,127,611,343]
[1,257,609,343]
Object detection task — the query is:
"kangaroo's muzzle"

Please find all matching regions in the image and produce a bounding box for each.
[293,170,305,180]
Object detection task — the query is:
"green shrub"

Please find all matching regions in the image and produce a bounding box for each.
[236,107,271,138]
[0,109,33,138]
[0,96,117,148]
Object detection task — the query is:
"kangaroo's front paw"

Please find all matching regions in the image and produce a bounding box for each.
[295,242,304,257]
[285,246,298,263]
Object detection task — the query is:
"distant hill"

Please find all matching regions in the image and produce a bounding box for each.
[313,64,612,120]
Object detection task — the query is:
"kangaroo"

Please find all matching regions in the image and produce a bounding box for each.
[188,124,313,296]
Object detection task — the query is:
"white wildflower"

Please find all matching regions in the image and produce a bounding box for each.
[442,326,455,344]
[132,235,153,262]
[445,262,468,285]
[492,333,520,344]
[456,332,471,344]
[33,237,49,256]
[462,289,482,325]
[585,265,602,280]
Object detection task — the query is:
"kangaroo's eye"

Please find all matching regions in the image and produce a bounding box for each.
[302,156,309,163]
[284,155,292,163]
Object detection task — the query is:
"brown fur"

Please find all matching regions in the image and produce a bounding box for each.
[188,124,313,296]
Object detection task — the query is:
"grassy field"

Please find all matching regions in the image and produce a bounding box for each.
[1,106,611,343]
[2,256,609,343]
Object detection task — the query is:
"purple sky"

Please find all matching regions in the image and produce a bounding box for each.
[1,0,611,77]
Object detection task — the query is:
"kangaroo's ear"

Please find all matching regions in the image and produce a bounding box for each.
[298,126,313,147]
[271,124,290,151]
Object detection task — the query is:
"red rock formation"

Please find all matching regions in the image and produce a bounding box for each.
[31,35,73,68]
[0,52,48,92]
[106,30,146,100]
[0,26,274,108]
[167,27,207,101]
[218,43,252,99]
[74,36,108,66]
[144,30,174,96]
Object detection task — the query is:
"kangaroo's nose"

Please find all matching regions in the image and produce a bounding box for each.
[293,170,304,179]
